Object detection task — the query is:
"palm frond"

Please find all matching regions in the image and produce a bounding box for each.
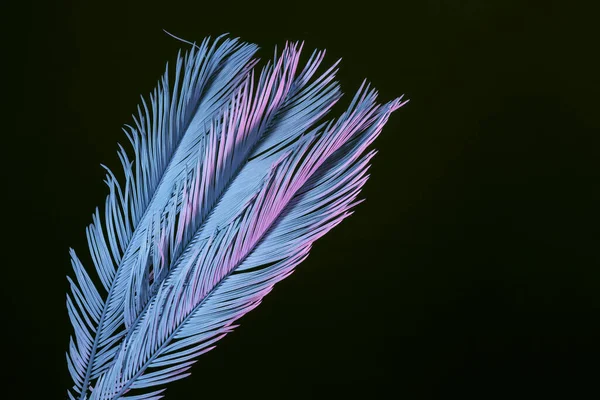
[66,34,407,400]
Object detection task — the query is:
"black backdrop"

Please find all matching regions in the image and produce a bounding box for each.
[2,1,599,399]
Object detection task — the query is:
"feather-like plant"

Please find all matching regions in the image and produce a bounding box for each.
[66,33,407,399]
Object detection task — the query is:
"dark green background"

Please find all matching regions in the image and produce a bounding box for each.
[2,0,599,398]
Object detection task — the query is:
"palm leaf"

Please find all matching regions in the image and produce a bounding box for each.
[66,34,407,400]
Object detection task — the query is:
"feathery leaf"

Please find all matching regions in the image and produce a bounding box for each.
[66,33,407,399]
